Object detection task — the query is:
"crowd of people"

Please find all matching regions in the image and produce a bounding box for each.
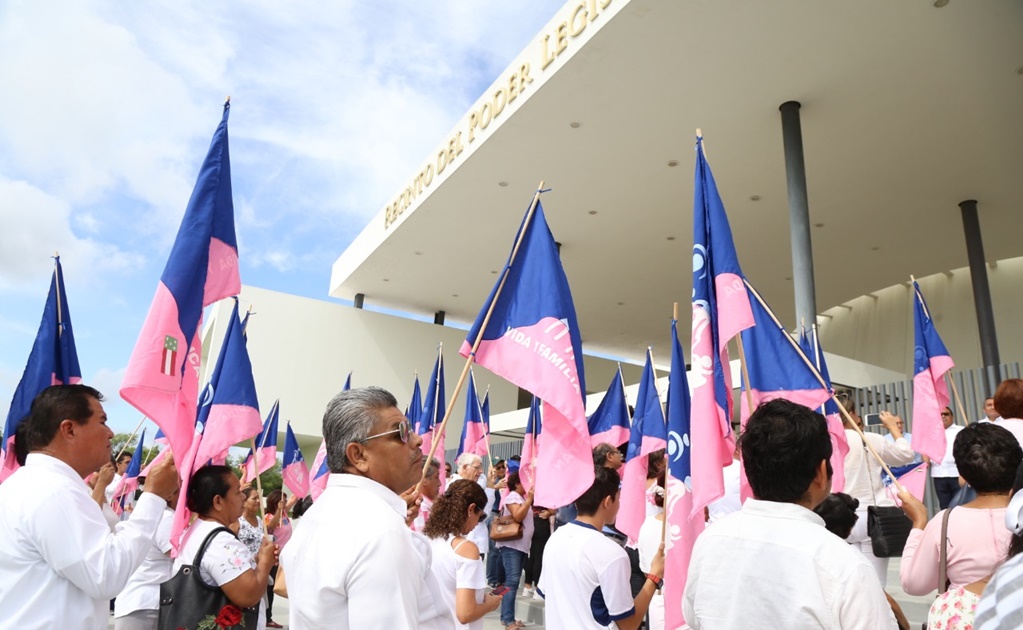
[7,380,1023,629]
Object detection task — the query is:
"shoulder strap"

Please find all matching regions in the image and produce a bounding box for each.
[939,506,955,592]
[451,536,470,553]
[193,526,236,568]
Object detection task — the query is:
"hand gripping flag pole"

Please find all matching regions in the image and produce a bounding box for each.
[742,279,905,492]
[420,181,546,479]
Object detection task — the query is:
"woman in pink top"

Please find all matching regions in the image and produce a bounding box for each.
[900,423,1022,595]
[263,489,297,629]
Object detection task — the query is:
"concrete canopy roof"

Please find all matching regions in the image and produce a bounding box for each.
[330,0,1023,365]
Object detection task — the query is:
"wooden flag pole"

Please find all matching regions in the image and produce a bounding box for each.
[481,383,494,469]
[735,336,756,417]
[249,437,267,524]
[743,279,905,490]
[945,376,969,425]
[113,416,147,462]
[421,181,546,478]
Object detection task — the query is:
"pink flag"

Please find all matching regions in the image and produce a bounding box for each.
[282,422,310,498]
[120,102,240,468]
[911,281,954,463]
[690,135,756,518]
[459,199,592,509]
[520,397,542,493]
[888,463,929,505]
[310,439,329,501]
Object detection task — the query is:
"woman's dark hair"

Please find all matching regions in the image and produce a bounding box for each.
[954,423,1022,493]
[647,449,666,479]
[187,465,236,514]
[265,489,284,515]
[813,493,860,540]
[21,384,104,452]
[507,471,523,494]
[241,486,258,500]
[575,466,621,516]
[739,399,833,503]
[423,479,487,540]
[292,496,314,519]
[995,379,1023,419]
[652,469,666,508]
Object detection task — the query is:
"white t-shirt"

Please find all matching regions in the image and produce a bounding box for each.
[428,536,487,630]
[637,515,665,630]
[931,425,965,477]
[707,459,742,523]
[538,521,635,629]
[994,418,1023,448]
[114,508,174,617]
[495,491,534,555]
[174,519,265,630]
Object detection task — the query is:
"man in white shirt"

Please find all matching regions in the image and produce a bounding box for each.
[538,466,664,630]
[282,386,451,629]
[981,397,1000,423]
[684,399,896,629]
[929,406,965,509]
[0,384,178,630]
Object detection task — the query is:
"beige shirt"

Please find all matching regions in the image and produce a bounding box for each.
[843,430,915,507]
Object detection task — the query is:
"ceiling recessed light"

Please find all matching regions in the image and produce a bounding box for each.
[498,181,509,187]
[452,294,458,298]
[588,210,598,215]
[814,222,824,228]
[666,236,676,241]
[871,246,881,251]
[933,0,948,7]
[491,270,498,274]
[570,122,581,128]
[667,160,679,167]
[785,276,792,281]
[1017,66,1023,75]
[383,278,390,282]
[749,195,761,202]
[617,301,625,306]
[414,251,422,256]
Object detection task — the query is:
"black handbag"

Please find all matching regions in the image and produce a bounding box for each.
[158,526,260,630]
[867,505,914,558]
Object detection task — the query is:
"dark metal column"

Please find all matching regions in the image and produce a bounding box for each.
[959,199,1001,392]
[353,293,365,309]
[434,310,446,325]
[780,101,817,326]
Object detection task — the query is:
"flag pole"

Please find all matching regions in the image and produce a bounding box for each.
[113,416,147,462]
[480,382,494,469]
[946,374,971,426]
[735,336,756,417]
[249,436,267,523]
[52,252,64,338]
[421,181,546,477]
[743,279,905,490]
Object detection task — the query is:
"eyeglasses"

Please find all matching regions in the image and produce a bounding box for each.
[940,412,953,417]
[359,420,411,444]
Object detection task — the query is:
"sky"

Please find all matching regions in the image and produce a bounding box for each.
[0,0,566,437]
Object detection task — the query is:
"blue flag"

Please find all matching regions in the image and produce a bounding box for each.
[690,134,755,514]
[2,256,82,480]
[112,429,146,515]
[667,320,693,485]
[282,422,310,498]
[619,350,667,540]
[587,366,631,448]
[458,369,488,458]
[243,399,280,482]
[343,372,352,391]
[419,347,446,458]
[405,374,422,426]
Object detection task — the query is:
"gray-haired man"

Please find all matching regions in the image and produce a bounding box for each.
[281,387,451,629]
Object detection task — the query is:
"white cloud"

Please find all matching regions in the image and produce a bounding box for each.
[0,178,142,291]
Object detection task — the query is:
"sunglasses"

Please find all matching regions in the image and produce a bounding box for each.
[940,412,953,417]
[359,420,412,444]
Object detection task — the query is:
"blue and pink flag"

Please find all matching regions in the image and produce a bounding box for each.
[689,135,755,516]
[587,365,631,448]
[664,317,704,630]
[172,299,262,548]
[458,369,488,459]
[111,430,146,516]
[120,101,241,467]
[343,372,352,391]
[617,350,667,543]
[282,422,310,498]
[737,284,833,500]
[520,396,543,493]
[911,281,954,463]
[460,198,591,509]
[405,373,422,426]
[419,347,446,461]
[481,390,491,429]
[242,399,280,484]
[798,325,849,492]
[1,256,81,480]
[309,439,329,500]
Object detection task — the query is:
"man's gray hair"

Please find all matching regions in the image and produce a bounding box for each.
[424,457,441,478]
[456,452,482,472]
[592,442,620,466]
[323,386,399,473]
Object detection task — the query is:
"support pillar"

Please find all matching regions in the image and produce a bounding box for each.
[434,310,446,326]
[353,293,364,309]
[959,199,1001,392]
[780,101,818,327]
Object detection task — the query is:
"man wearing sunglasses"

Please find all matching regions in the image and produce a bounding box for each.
[282,386,452,629]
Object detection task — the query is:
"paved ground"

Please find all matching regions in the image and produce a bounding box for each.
[117,556,932,629]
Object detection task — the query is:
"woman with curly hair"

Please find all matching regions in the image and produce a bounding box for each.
[423,479,502,630]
